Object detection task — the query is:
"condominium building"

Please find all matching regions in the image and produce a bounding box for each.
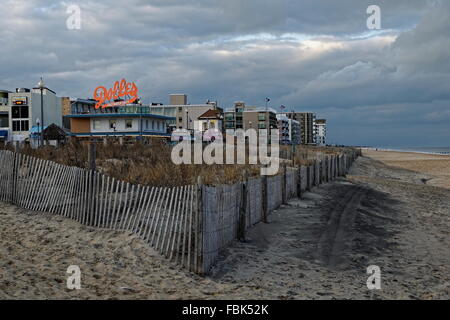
[224,101,246,130]
[286,112,316,144]
[276,114,301,145]
[315,119,327,146]
[149,94,222,131]
[225,101,278,133]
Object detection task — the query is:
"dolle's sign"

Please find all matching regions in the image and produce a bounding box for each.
[93,79,138,109]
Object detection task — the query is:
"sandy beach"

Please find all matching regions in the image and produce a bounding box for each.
[1,150,449,299]
[362,149,450,189]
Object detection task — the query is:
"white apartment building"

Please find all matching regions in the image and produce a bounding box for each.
[277,114,301,145]
[315,119,327,146]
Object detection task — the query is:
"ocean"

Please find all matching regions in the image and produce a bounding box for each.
[371,147,450,155]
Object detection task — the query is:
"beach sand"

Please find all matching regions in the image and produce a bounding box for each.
[363,149,450,189]
[1,151,449,299]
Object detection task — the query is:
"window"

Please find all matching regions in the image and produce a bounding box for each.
[12,106,29,119]
[178,107,183,112]
[12,120,29,131]
[258,123,266,129]
[12,121,20,131]
[93,120,101,130]
[178,117,183,123]
[125,120,133,129]
[152,120,155,130]
[146,120,149,129]
[109,120,117,130]
[21,120,29,131]
[0,115,8,127]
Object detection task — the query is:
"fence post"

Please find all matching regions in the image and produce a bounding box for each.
[196,176,204,275]
[262,174,268,223]
[296,167,302,199]
[326,156,330,182]
[306,166,311,191]
[238,171,248,242]
[282,163,287,204]
[11,152,19,204]
[88,140,96,171]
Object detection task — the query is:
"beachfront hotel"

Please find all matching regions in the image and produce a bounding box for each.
[65,102,174,139]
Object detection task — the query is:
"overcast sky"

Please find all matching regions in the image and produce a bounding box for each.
[0,0,449,147]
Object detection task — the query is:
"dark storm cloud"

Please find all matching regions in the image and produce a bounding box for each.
[0,0,448,146]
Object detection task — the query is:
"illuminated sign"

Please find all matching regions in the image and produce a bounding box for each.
[93,79,138,109]
[12,97,27,105]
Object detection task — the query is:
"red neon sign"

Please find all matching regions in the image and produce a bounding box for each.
[93,78,138,109]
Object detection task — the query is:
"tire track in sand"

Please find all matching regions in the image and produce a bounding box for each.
[316,185,368,268]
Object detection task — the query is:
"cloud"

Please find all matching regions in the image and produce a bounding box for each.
[0,0,448,146]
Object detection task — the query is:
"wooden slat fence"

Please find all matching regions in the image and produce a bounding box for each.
[0,148,361,275]
[0,150,201,273]
[199,150,360,274]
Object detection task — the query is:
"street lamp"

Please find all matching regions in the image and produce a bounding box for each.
[36,118,40,148]
[37,77,45,147]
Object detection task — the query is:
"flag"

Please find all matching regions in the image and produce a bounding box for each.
[280,105,286,110]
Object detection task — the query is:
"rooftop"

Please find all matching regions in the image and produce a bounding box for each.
[65,113,175,120]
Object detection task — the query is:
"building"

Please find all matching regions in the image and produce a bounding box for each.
[224,101,246,130]
[286,112,316,145]
[66,104,174,139]
[315,119,327,146]
[62,98,103,130]
[225,101,278,133]
[193,109,223,142]
[243,107,277,132]
[7,86,63,142]
[194,109,223,132]
[276,114,301,145]
[149,94,222,131]
[0,90,11,141]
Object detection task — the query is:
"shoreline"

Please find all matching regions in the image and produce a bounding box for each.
[361,147,450,156]
[362,149,450,189]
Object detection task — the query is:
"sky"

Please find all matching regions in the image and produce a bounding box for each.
[0,0,449,147]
